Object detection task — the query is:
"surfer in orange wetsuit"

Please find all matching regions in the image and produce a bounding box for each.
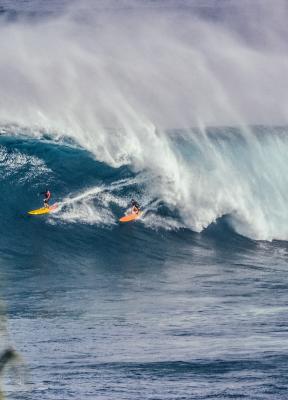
[131,199,140,214]
[41,189,51,208]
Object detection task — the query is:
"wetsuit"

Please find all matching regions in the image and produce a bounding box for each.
[131,200,140,214]
[42,190,51,207]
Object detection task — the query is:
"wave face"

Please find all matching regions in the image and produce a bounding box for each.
[0,0,288,240]
[1,126,288,241]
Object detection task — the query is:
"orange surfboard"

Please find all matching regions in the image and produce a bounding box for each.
[119,211,142,223]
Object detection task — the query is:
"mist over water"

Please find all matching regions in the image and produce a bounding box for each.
[0,0,288,240]
[1,0,288,128]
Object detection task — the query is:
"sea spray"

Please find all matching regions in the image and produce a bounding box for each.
[0,1,288,239]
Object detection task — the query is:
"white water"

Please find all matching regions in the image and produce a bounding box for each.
[1,0,288,240]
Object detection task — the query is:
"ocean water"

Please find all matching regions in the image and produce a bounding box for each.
[1,1,288,399]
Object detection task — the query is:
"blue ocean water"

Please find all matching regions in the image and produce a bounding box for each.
[0,131,288,399]
[1,1,288,399]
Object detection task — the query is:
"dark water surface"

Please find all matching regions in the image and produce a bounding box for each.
[0,135,287,399]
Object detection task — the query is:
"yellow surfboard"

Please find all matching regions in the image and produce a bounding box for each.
[28,203,58,215]
[119,211,142,223]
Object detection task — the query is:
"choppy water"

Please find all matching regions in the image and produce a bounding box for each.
[0,133,287,399]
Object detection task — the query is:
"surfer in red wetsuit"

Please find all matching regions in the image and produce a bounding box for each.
[131,199,140,214]
[42,189,51,208]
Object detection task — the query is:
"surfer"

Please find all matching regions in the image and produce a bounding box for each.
[41,189,51,208]
[131,199,140,214]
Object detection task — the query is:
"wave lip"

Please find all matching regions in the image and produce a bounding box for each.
[1,126,288,242]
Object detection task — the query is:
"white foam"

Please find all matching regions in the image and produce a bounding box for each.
[50,176,141,226]
[1,1,288,239]
[0,146,50,181]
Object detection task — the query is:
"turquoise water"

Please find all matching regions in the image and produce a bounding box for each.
[0,134,288,399]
